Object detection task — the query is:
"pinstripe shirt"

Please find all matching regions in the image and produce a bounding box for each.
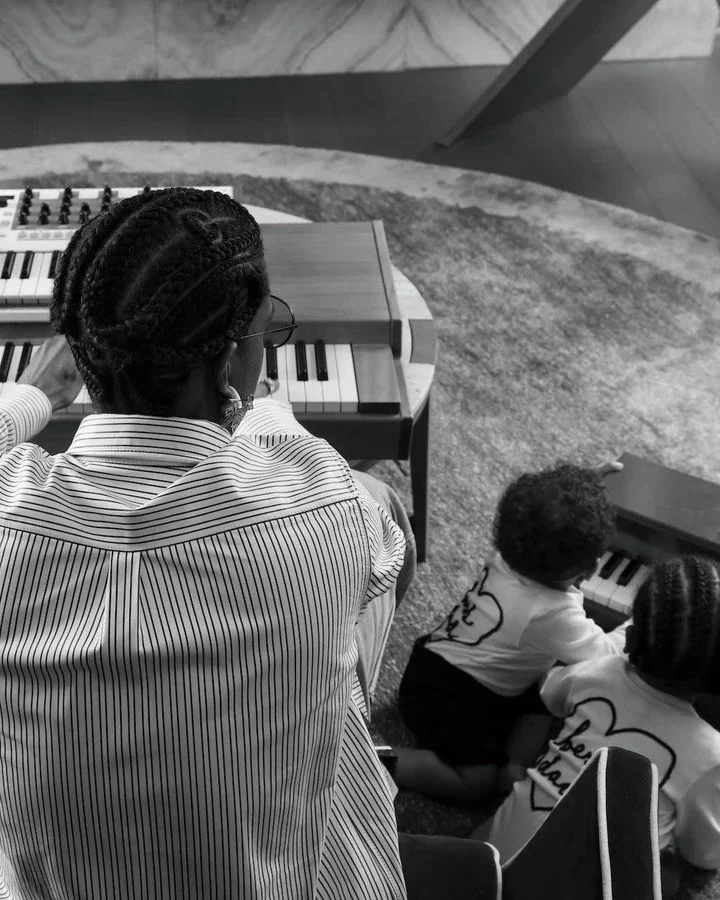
[0,385,407,900]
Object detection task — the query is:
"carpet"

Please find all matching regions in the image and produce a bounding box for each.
[1,142,719,899]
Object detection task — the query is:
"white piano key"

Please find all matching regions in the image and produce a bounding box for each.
[19,252,43,299]
[607,563,651,616]
[1,252,25,300]
[273,344,290,404]
[37,189,61,201]
[77,188,100,200]
[284,344,306,412]
[304,342,324,414]
[333,343,359,414]
[320,344,342,414]
[35,252,54,300]
[66,387,84,416]
[579,550,614,602]
[593,554,632,609]
[78,386,93,414]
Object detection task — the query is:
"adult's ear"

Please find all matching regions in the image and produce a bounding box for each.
[212,342,238,394]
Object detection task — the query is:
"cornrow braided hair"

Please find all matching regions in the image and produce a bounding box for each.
[492,463,614,584]
[628,555,720,693]
[50,187,269,416]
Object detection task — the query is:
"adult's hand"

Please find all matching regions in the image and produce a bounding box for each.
[17,336,84,413]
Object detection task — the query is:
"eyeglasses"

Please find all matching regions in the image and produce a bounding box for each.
[237,294,297,349]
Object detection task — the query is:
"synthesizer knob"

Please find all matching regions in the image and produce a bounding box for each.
[18,212,28,225]
[100,200,111,212]
[40,202,51,215]
[63,185,73,198]
[78,210,91,224]
[102,185,112,198]
[39,211,49,225]
[20,199,31,215]
[58,210,69,225]
[142,185,152,198]
[23,186,33,199]
[60,200,71,214]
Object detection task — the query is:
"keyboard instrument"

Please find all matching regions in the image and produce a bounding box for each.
[0,185,412,462]
[580,452,720,631]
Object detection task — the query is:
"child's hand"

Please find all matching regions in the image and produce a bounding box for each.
[593,460,623,479]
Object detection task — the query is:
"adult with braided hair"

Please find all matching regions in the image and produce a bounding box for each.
[485,554,720,892]
[0,187,416,900]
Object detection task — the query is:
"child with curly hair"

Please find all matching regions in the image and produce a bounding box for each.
[485,555,720,882]
[394,461,629,803]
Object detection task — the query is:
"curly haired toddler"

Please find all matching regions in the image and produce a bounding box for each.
[394,461,629,803]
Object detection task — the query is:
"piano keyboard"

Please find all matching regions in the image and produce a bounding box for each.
[0,184,414,477]
[0,249,60,311]
[579,550,651,620]
[0,185,234,323]
[2,338,400,416]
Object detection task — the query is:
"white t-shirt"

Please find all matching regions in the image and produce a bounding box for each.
[489,655,720,868]
[424,552,627,696]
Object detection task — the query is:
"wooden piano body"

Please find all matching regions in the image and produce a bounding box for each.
[581,452,720,728]
[581,452,720,631]
[0,185,413,463]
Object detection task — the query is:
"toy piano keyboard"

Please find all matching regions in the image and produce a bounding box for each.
[580,452,720,630]
[0,184,411,463]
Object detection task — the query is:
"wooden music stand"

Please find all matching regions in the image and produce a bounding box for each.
[438,0,661,145]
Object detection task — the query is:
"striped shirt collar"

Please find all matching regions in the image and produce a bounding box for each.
[67,413,231,464]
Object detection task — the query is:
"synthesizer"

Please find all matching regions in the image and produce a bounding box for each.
[0,185,411,462]
[579,452,720,631]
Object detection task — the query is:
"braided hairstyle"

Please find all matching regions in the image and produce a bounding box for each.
[50,187,269,416]
[493,463,614,585]
[627,556,720,693]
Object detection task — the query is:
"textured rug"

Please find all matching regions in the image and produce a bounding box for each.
[1,142,719,899]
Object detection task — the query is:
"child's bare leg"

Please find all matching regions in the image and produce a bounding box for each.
[505,714,554,767]
[395,747,501,803]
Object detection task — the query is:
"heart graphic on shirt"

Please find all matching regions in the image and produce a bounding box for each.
[428,566,503,646]
[529,696,677,811]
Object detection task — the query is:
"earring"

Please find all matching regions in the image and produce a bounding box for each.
[219,388,254,434]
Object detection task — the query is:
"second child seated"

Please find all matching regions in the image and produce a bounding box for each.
[395,462,628,802]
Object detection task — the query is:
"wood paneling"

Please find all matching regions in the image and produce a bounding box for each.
[0,0,715,84]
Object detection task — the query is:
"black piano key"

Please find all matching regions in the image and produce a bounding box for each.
[295,341,308,382]
[599,551,624,580]
[616,558,642,587]
[314,341,328,381]
[2,251,15,279]
[48,250,61,279]
[16,343,33,379]
[265,345,278,380]
[0,343,13,382]
[19,251,34,279]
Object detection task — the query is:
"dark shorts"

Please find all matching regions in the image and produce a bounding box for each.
[398,636,547,766]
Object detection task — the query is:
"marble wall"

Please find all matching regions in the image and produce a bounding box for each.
[0,0,716,84]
